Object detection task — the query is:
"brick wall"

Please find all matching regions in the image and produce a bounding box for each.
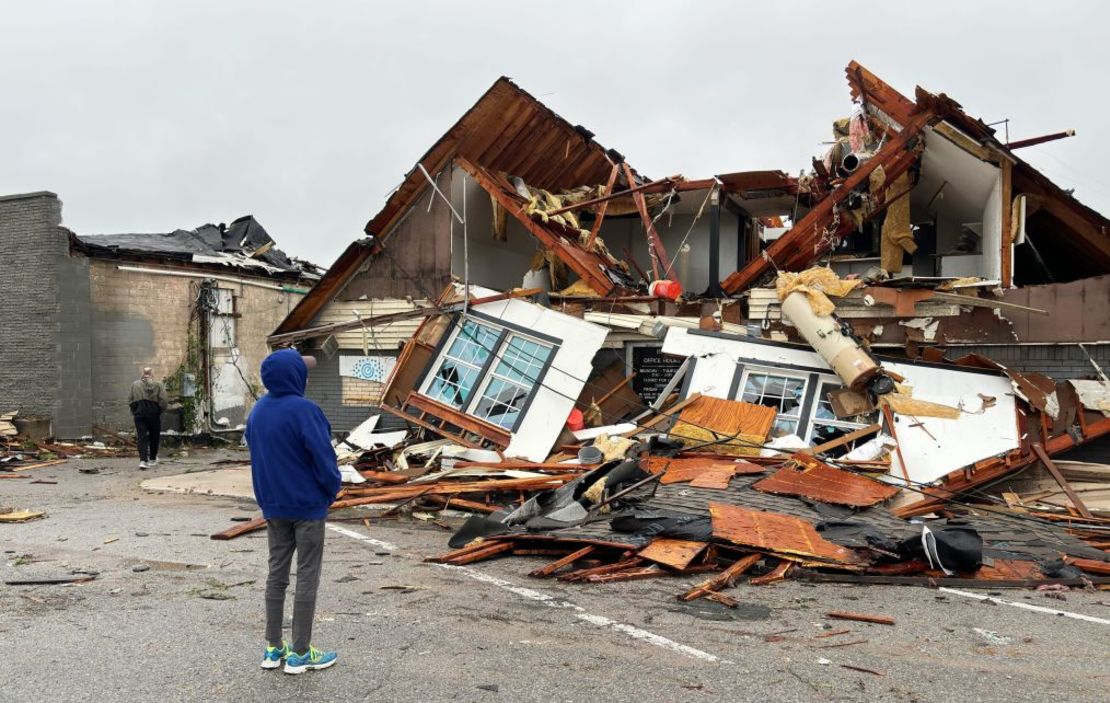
[0,192,93,437]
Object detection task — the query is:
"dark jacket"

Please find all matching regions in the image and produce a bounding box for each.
[245,349,341,520]
[129,378,168,418]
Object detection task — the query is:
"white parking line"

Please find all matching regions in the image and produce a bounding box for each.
[938,587,1110,625]
[327,524,399,552]
[327,524,725,663]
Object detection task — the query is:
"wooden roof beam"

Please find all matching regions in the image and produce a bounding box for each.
[722,108,935,294]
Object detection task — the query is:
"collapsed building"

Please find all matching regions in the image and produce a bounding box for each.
[240,62,1110,591]
[0,191,320,437]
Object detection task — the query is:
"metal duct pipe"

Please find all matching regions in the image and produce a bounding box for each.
[780,291,882,391]
[838,152,867,177]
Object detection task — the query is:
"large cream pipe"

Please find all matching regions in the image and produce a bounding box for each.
[780,291,881,390]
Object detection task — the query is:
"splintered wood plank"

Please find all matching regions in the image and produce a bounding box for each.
[749,560,793,586]
[709,502,862,565]
[210,517,267,540]
[976,559,1044,580]
[678,553,762,601]
[529,545,596,578]
[669,397,776,457]
[646,455,766,483]
[1032,442,1094,519]
[752,454,900,507]
[826,611,895,626]
[638,539,708,570]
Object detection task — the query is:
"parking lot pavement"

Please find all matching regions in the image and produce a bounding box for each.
[2,449,1108,702]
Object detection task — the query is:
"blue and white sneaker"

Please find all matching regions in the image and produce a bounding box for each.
[284,646,337,675]
[261,642,291,669]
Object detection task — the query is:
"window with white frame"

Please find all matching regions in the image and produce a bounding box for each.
[735,368,809,438]
[807,380,880,456]
[421,317,554,431]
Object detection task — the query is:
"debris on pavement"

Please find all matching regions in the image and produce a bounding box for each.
[198,61,1110,616]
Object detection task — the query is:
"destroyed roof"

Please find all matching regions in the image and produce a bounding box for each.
[75,215,322,279]
[273,76,636,336]
[725,62,1110,292]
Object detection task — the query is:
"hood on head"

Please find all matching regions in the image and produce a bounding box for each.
[260,349,308,397]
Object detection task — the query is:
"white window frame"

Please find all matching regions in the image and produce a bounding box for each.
[419,317,555,431]
[732,366,810,439]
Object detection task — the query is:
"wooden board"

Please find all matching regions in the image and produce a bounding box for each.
[709,502,861,565]
[645,455,765,478]
[638,538,708,570]
[669,396,775,457]
[752,454,900,507]
[688,466,735,490]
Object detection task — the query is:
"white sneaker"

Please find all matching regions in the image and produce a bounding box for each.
[148,459,159,467]
[139,461,149,470]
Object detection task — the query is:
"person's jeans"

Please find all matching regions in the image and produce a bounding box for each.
[265,518,326,653]
[133,415,161,462]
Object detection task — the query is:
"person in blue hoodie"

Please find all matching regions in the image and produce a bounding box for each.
[246,349,342,675]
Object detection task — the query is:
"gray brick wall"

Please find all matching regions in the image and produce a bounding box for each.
[0,192,93,437]
[302,350,406,435]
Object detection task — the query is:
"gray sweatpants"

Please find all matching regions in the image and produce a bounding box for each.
[265,518,326,654]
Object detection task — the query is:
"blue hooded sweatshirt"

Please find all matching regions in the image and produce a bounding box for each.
[246,349,341,520]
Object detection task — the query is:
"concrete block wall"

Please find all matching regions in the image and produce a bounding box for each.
[88,262,306,429]
[0,192,93,437]
[88,260,191,428]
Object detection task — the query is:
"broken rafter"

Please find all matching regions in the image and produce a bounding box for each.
[722,108,935,293]
[1007,130,1076,150]
[585,163,621,250]
[546,172,678,217]
[622,162,676,283]
[1032,442,1093,519]
[455,156,619,296]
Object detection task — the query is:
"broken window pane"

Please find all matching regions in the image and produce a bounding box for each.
[472,333,552,429]
[424,320,500,408]
[808,380,878,455]
[738,370,808,438]
[813,381,879,424]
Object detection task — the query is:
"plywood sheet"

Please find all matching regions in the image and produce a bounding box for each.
[882,392,962,420]
[709,502,861,564]
[638,538,708,570]
[646,456,766,484]
[688,466,735,490]
[752,455,900,507]
[670,397,775,457]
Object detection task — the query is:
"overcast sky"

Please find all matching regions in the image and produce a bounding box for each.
[3,1,1107,267]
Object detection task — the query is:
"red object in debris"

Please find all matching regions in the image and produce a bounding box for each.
[650,279,682,301]
[566,408,585,432]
